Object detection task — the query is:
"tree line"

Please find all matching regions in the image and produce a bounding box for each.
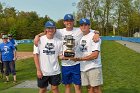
[0,2,54,39]
[76,0,140,36]
[0,0,140,39]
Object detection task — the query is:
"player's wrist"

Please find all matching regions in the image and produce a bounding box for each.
[77,57,83,61]
[37,69,41,72]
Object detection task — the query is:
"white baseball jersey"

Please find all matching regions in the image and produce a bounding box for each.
[77,32,102,72]
[33,35,63,76]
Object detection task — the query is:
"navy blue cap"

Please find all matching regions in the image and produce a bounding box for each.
[79,18,90,25]
[64,14,74,21]
[45,21,56,28]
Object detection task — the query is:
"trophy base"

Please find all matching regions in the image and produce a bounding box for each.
[64,52,75,57]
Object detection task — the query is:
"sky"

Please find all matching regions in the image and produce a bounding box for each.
[0,0,79,21]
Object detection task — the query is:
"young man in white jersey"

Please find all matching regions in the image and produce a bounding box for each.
[72,18,103,93]
[33,21,63,93]
[34,14,100,93]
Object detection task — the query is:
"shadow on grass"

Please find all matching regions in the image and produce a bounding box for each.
[104,87,139,93]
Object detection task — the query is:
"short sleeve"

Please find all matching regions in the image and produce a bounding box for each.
[33,45,39,54]
[91,39,101,52]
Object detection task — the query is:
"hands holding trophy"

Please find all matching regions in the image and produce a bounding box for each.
[59,35,80,62]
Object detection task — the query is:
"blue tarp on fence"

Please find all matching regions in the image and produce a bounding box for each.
[15,39,33,44]
[101,36,122,40]
[101,36,140,43]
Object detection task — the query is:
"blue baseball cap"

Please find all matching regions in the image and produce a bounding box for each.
[64,14,74,21]
[45,21,56,28]
[79,18,90,25]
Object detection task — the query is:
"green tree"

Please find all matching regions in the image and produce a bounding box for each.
[3,7,16,18]
[56,19,65,29]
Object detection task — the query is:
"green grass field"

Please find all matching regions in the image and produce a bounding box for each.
[17,43,33,52]
[0,41,140,93]
[101,41,140,93]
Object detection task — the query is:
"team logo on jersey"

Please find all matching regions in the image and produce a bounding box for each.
[45,43,54,50]
[43,43,55,55]
[79,40,87,52]
[3,46,9,54]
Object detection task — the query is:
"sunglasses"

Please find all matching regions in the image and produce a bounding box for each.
[2,38,8,39]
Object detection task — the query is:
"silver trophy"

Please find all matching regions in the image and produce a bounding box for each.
[64,35,75,57]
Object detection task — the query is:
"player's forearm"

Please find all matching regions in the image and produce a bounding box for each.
[34,54,41,71]
[37,32,46,37]
[77,51,99,61]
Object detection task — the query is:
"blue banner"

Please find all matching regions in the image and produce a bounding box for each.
[15,39,33,44]
[101,36,140,43]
